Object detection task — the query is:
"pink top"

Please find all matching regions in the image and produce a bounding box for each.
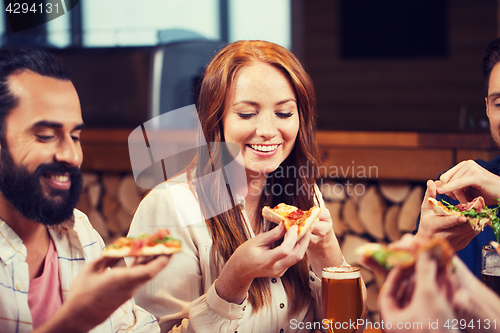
[28,237,63,329]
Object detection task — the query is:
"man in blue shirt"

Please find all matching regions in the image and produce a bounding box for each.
[416,38,500,277]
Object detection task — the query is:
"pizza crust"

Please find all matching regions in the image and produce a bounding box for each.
[428,198,460,216]
[101,243,182,258]
[428,197,491,232]
[262,206,286,223]
[138,243,182,256]
[101,246,133,258]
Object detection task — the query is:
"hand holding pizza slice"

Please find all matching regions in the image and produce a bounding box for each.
[102,228,182,258]
[428,196,500,242]
[262,203,321,240]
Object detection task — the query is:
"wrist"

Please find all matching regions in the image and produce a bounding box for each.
[308,231,336,254]
[34,303,88,333]
[215,276,252,305]
[415,224,432,238]
[307,238,344,276]
[215,259,253,304]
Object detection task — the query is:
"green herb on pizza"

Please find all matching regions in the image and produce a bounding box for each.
[356,237,453,271]
[428,197,500,243]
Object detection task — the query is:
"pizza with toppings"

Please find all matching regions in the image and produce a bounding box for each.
[102,228,182,258]
[428,197,500,242]
[262,203,321,240]
[356,237,454,271]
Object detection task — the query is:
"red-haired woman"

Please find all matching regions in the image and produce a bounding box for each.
[128,40,363,332]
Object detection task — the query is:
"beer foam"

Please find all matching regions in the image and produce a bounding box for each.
[322,266,360,280]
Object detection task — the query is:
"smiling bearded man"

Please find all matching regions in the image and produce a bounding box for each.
[0,47,169,333]
[0,138,83,225]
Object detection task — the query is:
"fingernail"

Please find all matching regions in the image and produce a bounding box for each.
[437,187,444,193]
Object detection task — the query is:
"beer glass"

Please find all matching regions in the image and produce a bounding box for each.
[482,245,500,296]
[322,266,363,333]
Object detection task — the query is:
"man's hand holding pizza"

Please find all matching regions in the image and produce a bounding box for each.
[34,228,179,333]
[34,255,170,333]
[418,180,478,251]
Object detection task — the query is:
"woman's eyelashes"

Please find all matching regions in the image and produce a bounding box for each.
[236,111,295,120]
[276,112,294,118]
[237,112,255,119]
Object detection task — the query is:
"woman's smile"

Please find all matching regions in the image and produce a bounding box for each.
[222,62,299,180]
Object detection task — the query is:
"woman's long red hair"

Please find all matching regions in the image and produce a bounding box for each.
[188,40,321,315]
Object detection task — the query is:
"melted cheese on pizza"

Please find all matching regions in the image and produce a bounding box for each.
[273,203,313,227]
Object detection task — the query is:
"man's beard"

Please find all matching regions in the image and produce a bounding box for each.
[0,145,83,226]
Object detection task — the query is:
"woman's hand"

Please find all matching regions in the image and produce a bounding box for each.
[309,206,334,246]
[307,207,344,277]
[234,222,311,278]
[215,222,311,304]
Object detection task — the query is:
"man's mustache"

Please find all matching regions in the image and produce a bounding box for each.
[34,162,81,179]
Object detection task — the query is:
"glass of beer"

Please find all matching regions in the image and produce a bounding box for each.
[322,266,363,333]
[482,245,500,296]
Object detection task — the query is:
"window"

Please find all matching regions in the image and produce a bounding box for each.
[2,1,291,49]
[229,0,290,49]
[46,7,70,47]
[82,0,220,47]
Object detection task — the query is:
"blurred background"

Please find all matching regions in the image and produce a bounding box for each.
[3,0,496,132]
[4,0,499,323]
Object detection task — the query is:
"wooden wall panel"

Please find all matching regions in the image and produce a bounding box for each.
[456,149,499,163]
[302,0,498,132]
[80,129,498,180]
[320,147,453,181]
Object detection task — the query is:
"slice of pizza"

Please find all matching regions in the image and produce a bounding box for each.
[428,197,500,242]
[102,228,182,258]
[262,203,321,240]
[356,237,454,271]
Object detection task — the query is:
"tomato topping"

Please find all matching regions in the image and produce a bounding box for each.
[130,239,146,254]
[287,209,304,220]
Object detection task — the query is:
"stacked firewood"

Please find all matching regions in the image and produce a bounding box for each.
[320,180,425,322]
